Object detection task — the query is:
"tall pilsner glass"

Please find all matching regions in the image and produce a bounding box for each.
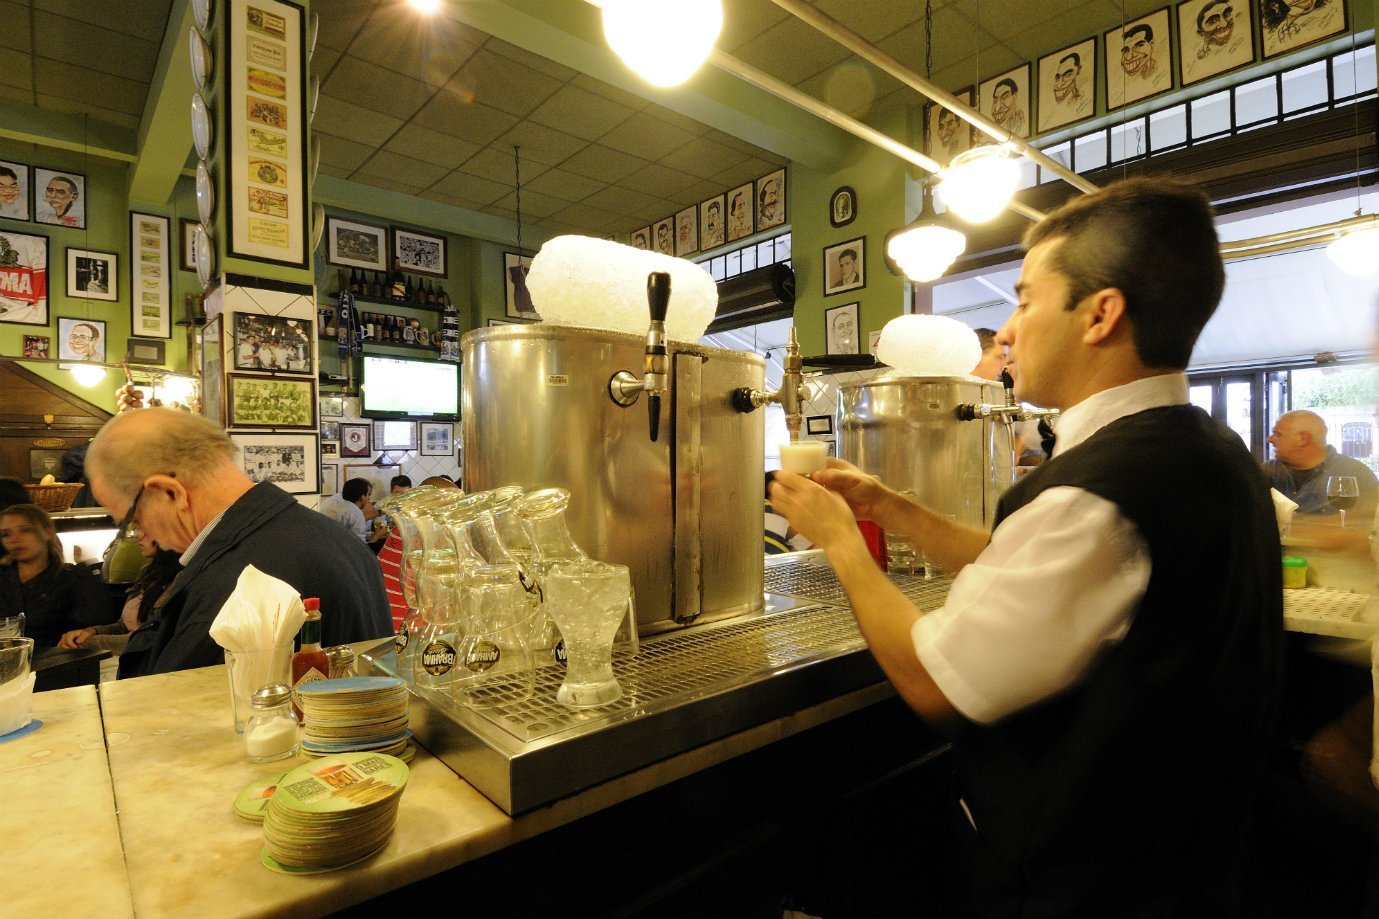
[543,560,631,708]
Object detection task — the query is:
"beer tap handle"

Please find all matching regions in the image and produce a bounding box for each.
[1000,367,1016,406]
[645,272,671,442]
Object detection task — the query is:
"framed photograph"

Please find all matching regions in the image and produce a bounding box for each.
[755,167,786,232]
[824,302,860,355]
[1038,38,1097,133]
[630,226,651,250]
[980,63,1032,139]
[652,217,674,255]
[504,251,535,319]
[325,215,388,271]
[226,0,309,268]
[33,168,85,229]
[29,448,66,481]
[345,463,400,503]
[130,212,171,338]
[232,312,313,373]
[22,335,49,359]
[65,248,117,301]
[58,318,107,362]
[392,225,446,277]
[202,313,224,425]
[699,195,725,251]
[126,337,167,365]
[231,432,319,494]
[726,182,754,242]
[1106,8,1174,111]
[1261,0,1345,59]
[421,421,454,457]
[340,422,370,457]
[320,394,344,417]
[320,441,338,458]
[372,419,417,451]
[0,230,47,325]
[0,160,31,221]
[179,217,200,272]
[823,238,865,297]
[320,463,338,496]
[674,205,698,257]
[226,373,316,429]
[1177,0,1256,85]
[928,87,975,166]
[806,415,834,436]
[829,186,856,228]
[320,420,339,441]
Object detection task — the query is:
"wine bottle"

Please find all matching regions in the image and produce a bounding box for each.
[391,263,406,301]
[370,271,383,298]
[425,280,436,307]
[393,315,403,342]
[347,268,359,295]
[404,274,414,304]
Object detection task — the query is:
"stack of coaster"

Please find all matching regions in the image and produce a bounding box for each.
[297,676,412,761]
[260,751,409,874]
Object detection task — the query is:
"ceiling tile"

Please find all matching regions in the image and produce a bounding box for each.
[483,37,578,81]
[621,162,701,199]
[658,136,747,181]
[720,0,791,52]
[428,170,510,206]
[449,47,565,118]
[33,59,143,114]
[732,15,852,86]
[384,124,482,170]
[0,84,32,106]
[457,146,549,186]
[315,94,405,145]
[353,173,426,196]
[34,11,158,82]
[311,43,343,81]
[419,190,491,211]
[355,150,451,189]
[350,8,482,87]
[319,163,353,180]
[323,57,435,121]
[522,167,606,203]
[34,0,169,43]
[316,133,377,174]
[0,46,33,91]
[315,0,376,50]
[411,94,518,144]
[569,73,649,112]
[34,92,139,129]
[580,184,668,218]
[493,120,590,168]
[488,189,573,220]
[548,201,625,231]
[638,105,708,137]
[528,84,636,142]
[0,1,33,53]
[559,144,651,182]
[814,0,930,44]
[599,113,702,162]
[797,60,904,120]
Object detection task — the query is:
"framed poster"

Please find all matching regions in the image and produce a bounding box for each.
[320,463,338,496]
[126,337,167,365]
[699,195,725,251]
[652,217,673,255]
[66,248,118,301]
[180,217,200,272]
[806,415,834,436]
[1106,8,1174,111]
[825,302,860,355]
[372,419,417,451]
[829,186,856,228]
[320,394,344,416]
[320,420,339,441]
[232,312,313,373]
[225,0,309,268]
[58,318,106,362]
[1038,39,1097,133]
[320,441,338,458]
[1178,0,1256,85]
[980,64,1032,139]
[326,215,388,271]
[201,313,224,425]
[0,230,49,325]
[340,422,370,457]
[22,335,49,359]
[726,182,754,242]
[226,373,316,429]
[231,432,319,494]
[392,225,446,277]
[131,212,172,338]
[344,463,400,503]
[928,87,975,165]
[0,160,31,221]
[33,168,85,229]
[674,205,698,257]
[823,238,865,296]
[755,167,785,231]
[630,226,651,250]
[421,421,454,457]
[29,448,66,481]
[1260,0,1344,59]
[504,251,534,319]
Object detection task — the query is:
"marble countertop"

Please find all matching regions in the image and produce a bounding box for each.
[2,685,134,919]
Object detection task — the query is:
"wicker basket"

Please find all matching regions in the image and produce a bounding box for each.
[24,482,84,512]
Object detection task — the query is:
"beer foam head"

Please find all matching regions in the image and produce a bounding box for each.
[875,314,982,376]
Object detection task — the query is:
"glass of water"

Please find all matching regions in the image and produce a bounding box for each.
[543,559,631,709]
[0,613,23,639]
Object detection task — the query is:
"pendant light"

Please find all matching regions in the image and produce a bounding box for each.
[937,145,1022,224]
[603,0,723,87]
[509,146,536,315]
[886,184,967,283]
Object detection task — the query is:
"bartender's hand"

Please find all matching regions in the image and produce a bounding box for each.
[770,471,869,553]
[59,627,95,649]
[810,459,899,525]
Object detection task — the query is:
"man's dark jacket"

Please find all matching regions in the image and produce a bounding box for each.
[119,482,390,677]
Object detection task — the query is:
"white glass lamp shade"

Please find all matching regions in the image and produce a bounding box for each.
[887,223,967,283]
[406,0,441,13]
[937,146,1022,224]
[603,0,723,87]
[70,364,107,387]
[1326,226,1379,276]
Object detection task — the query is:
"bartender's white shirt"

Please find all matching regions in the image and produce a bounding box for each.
[913,373,1190,725]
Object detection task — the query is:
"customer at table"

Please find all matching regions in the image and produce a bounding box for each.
[1264,409,1378,523]
[771,178,1282,917]
[84,408,391,677]
[0,503,109,646]
[58,527,181,655]
[319,478,376,542]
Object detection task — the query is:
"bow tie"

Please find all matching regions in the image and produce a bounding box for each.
[1038,418,1056,457]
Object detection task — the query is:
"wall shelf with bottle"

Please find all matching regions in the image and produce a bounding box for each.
[338,268,451,312]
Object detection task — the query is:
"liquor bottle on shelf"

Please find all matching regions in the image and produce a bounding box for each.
[390,263,406,301]
[404,274,414,304]
[423,280,434,307]
[370,271,383,298]
[393,315,404,342]
[349,268,361,295]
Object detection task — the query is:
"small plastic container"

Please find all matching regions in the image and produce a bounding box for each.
[1282,556,1308,590]
[244,682,299,763]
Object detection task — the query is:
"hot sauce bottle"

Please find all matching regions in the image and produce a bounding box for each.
[291,598,329,719]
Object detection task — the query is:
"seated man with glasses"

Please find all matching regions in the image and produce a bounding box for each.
[86,408,391,677]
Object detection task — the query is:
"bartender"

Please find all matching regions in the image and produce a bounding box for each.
[771,178,1281,916]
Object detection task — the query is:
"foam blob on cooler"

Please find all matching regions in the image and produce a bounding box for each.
[526,235,718,342]
[875,314,982,377]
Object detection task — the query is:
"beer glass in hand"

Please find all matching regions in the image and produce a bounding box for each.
[1326,475,1359,527]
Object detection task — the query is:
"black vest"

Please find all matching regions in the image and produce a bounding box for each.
[959,404,1282,918]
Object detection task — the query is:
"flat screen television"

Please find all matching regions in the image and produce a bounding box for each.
[361,355,459,419]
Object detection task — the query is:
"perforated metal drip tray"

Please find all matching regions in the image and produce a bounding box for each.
[362,555,953,814]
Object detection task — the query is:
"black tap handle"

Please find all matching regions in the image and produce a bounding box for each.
[649,393,661,442]
[1000,367,1015,406]
[647,272,671,323]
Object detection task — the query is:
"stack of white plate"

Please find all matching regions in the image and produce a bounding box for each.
[261,751,409,874]
[297,676,412,761]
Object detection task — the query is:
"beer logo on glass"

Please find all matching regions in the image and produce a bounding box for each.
[421,639,456,675]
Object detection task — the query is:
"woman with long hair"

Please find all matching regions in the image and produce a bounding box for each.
[59,528,182,655]
[0,504,109,646]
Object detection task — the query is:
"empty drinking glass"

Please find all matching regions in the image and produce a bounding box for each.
[543,559,632,708]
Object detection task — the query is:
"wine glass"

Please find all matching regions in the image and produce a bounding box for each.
[1326,475,1359,528]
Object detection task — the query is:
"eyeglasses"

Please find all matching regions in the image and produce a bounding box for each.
[117,484,146,538]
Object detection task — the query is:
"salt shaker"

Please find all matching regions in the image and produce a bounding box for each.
[244,682,299,763]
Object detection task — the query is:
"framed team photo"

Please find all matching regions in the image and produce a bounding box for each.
[226,373,316,429]
[231,432,319,494]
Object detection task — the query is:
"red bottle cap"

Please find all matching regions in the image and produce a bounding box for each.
[303,597,320,611]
